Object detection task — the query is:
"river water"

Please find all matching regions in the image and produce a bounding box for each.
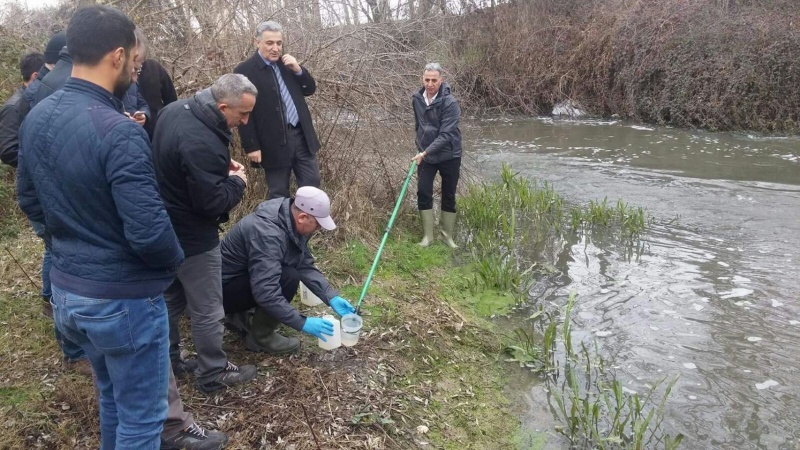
[471,117,800,449]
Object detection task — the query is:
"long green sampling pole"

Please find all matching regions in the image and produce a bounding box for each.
[355,160,417,314]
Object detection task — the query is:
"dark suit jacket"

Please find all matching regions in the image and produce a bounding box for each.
[139,59,178,139]
[234,51,319,169]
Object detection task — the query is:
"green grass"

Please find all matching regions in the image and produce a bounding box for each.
[0,256,100,448]
[514,429,548,450]
[0,386,38,407]
[316,231,524,449]
[0,163,663,449]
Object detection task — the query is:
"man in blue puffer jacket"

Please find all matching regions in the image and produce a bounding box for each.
[16,6,184,449]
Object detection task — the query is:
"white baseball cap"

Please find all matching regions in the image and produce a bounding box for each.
[295,186,336,230]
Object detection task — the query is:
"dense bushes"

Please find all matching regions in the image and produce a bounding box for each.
[450,0,800,132]
[0,0,797,240]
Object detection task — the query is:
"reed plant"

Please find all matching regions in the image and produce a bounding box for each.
[460,164,563,299]
[460,168,676,447]
[504,306,558,374]
[570,198,651,237]
[508,294,684,449]
[460,164,651,299]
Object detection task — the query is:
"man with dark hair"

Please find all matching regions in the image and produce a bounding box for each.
[154,73,257,394]
[0,52,43,167]
[17,6,182,448]
[21,31,66,115]
[19,53,43,85]
[234,20,321,199]
[18,19,227,450]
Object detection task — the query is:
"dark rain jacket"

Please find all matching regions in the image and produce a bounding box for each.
[17,78,184,299]
[0,87,24,167]
[412,82,463,164]
[22,64,50,114]
[234,52,319,169]
[152,89,246,257]
[35,49,72,106]
[2,64,56,167]
[220,198,339,331]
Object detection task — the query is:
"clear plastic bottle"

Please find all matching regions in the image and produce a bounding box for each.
[300,282,323,306]
[317,315,341,350]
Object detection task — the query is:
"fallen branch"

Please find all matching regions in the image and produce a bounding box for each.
[300,403,323,450]
[5,246,40,292]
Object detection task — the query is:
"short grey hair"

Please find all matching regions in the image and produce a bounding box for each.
[211,74,258,106]
[256,21,283,39]
[424,62,444,75]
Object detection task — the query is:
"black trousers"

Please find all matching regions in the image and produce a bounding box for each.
[417,157,461,212]
[263,126,321,199]
[222,266,300,314]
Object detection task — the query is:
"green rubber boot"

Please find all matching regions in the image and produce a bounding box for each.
[245,308,301,355]
[418,209,435,247]
[440,211,458,249]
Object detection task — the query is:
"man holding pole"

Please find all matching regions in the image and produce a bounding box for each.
[411,62,462,249]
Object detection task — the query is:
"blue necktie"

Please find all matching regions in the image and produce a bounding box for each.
[270,64,299,127]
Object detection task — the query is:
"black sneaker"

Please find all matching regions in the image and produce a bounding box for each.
[197,361,257,394]
[160,423,228,449]
[172,358,198,377]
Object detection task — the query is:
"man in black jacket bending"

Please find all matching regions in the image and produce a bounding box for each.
[235,20,321,199]
[153,73,257,394]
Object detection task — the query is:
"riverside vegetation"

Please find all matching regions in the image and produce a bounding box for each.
[1,160,677,448]
[458,165,681,449]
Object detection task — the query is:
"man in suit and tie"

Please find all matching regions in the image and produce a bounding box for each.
[235,21,321,199]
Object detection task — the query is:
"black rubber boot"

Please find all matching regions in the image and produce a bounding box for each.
[245,308,301,355]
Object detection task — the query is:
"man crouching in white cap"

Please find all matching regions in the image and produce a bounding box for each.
[220,186,355,353]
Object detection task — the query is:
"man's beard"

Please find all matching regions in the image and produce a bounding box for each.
[112,59,132,99]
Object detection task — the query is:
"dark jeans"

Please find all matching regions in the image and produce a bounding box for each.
[417,157,461,212]
[222,267,300,314]
[263,126,320,199]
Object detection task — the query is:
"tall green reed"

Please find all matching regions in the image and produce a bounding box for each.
[508,294,683,449]
[461,166,678,447]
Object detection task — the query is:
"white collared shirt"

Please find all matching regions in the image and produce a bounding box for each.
[424,91,438,106]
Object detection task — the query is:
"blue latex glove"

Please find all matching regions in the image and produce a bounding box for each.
[330,296,356,317]
[302,317,334,341]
